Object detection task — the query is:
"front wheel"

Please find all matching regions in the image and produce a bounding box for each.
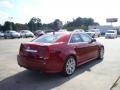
[63,56,76,76]
[98,47,104,59]
[98,34,100,37]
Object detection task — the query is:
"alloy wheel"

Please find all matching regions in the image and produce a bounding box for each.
[65,56,76,76]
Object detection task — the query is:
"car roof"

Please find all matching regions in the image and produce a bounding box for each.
[41,32,65,37]
[89,29,100,31]
[20,30,30,31]
[107,30,116,31]
[46,31,87,36]
[6,30,16,32]
[20,30,32,32]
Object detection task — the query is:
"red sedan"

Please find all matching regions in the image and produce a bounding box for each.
[17,31,104,76]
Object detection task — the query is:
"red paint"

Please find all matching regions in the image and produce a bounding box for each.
[17,32,103,73]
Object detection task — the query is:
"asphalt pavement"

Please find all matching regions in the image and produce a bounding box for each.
[0,37,120,90]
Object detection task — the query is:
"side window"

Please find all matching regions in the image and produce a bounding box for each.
[70,33,83,43]
[80,33,92,42]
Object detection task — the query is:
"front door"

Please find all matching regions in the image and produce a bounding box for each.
[80,33,98,60]
[69,33,91,64]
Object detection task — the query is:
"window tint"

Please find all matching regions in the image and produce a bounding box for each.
[33,34,61,43]
[70,33,83,43]
[80,33,92,42]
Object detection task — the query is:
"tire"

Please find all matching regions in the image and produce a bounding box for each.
[63,56,76,76]
[98,47,104,59]
[11,36,14,39]
[31,36,34,38]
[98,34,100,37]
[4,36,7,39]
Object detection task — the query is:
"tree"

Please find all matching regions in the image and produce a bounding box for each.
[1,21,16,32]
[3,21,11,30]
[63,17,99,31]
[36,18,42,30]
[52,19,63,31]
[28,17,42,31]
[41,19,63,32]
[1,17,99,32]
[14,23,29,30]
[0,24,2,31]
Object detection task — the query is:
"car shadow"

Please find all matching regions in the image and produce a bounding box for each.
[0,59,103,90]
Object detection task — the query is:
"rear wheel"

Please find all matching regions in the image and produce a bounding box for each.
[63,56,76,76]
[4,36,7,39]
[98,34,100,37]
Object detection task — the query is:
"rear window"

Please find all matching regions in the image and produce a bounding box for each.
[90,29,99,32]
[90,30,95,32]
[21,30,30,33]
[33,33,62,43]
[107,31,115,33]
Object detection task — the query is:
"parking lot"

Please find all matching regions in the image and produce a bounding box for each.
[0,37,120,90]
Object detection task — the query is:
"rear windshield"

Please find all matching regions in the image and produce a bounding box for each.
[90,29,99,32]
[90,30,95,32]
[21,30,30,33]
[107,31,115,33]
[33,33,62,43]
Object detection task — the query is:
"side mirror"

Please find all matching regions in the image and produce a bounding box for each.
[91,38,96,42]
[92,35,95,38]
[89,38,96,43]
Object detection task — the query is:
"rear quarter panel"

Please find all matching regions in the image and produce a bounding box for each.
[48,43,76,72]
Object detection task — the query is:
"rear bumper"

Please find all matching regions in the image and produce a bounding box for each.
[17,55,63,73]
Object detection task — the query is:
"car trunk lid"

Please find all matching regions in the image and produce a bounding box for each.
[19,42,50,60]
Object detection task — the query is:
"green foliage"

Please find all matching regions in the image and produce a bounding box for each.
[41,19,63,32]
[52,19,63,31]
[28,17,42,31]
[14,23,29,30]
[0,17,99,32]
[3,21,11,31]
[0,24,2,31]
[63,17,99,31]
[2,21,15,32]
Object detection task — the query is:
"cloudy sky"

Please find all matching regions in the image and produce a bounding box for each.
[0,0,120,25]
